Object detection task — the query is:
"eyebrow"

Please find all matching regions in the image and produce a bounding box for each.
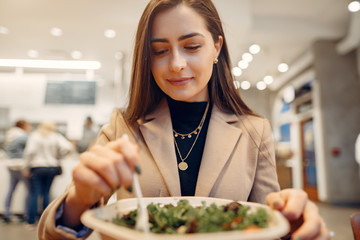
[151,32,205,43]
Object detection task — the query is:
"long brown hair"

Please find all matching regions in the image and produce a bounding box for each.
[124,0,256,124]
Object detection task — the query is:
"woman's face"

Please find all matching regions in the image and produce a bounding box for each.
[150,4,222,102]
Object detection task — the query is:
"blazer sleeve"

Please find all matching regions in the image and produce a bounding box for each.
[37,183,92,240]
[37,109,124,240]
[248,118,280,203]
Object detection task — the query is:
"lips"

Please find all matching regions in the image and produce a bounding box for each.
[167,77,193,86]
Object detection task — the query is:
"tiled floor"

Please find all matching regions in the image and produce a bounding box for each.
[0,202,359,240]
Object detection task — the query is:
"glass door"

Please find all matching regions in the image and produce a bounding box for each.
[300,118,318,201]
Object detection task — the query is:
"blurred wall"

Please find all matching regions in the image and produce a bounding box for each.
[313,40,360,204]
[0,73,118,140]
[239,88,271,120]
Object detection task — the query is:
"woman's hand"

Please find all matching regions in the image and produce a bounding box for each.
[62,135,140,227]
[266,188,331,240]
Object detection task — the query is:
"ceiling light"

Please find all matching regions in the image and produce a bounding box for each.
[278,63,289,73]
[263,75,274,85]
[348,1,360,12]
[283,85,295,103]
[27,49,39,58]
[0,59,101,70]
[249,44,261,54]
[231,67,242,76]
[241,81,251,90]
[50,27,63,37]
[0,26,9,35]
[233,80,241,89]
[256,81,267,90]
[238,60,249,69]
[242,53,253,62]
[71,50,83,59]
[104,29,116,38]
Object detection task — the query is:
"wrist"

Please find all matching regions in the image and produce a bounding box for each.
[62,188,96,228]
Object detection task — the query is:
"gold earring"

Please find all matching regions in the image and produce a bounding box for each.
[213,58,218,64]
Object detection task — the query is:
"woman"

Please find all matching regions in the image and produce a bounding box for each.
[38,1,330,239]
[24,121,73,227]
[4,120,31,223]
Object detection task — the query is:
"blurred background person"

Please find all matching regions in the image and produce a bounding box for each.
[3,119,31,223]
[23,121,73,228]
[76,116,98,153]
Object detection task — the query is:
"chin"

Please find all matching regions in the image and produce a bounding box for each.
[166,89,206,102]
[168,95,190,102]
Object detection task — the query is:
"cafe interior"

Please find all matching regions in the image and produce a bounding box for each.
[0,0,360,239]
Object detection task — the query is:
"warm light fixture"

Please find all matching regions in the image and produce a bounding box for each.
[348,1,360,12]
[263,75,274,85]
[231,67,242,76]
[27,50,39,58]
[283,85,295,103]
[0,26,9,35]
[278,63,289,73]
[50,27,63,37]
[71,50,83,59]
[0,59,101,70]
[256,81,267,90]
[241,81,251,90]
[242,53,253,62]
[104,29,116,38]
[238,60,249,69]
[249,44,261,54]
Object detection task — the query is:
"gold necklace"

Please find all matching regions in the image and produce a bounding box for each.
[173,102,209,171]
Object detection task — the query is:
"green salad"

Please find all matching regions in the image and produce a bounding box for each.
[113,200,269,234]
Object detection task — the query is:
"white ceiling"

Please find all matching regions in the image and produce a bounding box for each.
[0,0,352,90]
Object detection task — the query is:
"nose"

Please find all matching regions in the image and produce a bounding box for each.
[169,49,186,72]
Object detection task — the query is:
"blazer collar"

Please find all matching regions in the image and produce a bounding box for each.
[139,99,181,196]
[138,99,242,197]
[195,105,242,196]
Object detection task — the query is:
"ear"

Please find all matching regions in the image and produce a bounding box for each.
[214,35,223,58]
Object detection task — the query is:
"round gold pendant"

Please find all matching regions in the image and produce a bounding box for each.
[178,161,188,171]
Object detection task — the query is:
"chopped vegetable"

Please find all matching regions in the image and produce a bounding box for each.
[113,200,269,234]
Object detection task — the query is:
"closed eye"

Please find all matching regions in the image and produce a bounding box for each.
[152,48,168,56]
[185,45,201,51]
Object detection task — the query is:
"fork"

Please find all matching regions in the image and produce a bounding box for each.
[133,172,150,233]
[121,134,150,233]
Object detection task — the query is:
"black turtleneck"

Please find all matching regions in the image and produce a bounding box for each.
[167,97,212,196]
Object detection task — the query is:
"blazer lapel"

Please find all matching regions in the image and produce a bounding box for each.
[139,100,181,196]
[195,105,242,196]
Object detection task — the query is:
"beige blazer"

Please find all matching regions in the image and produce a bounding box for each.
[38,99,280,240]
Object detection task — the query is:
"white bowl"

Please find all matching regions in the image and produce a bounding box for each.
[81,196,290,240]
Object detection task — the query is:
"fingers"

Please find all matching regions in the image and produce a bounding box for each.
[80,149,132,190]
[71,135,140,204]
[113,158,134,188]
[281,189,308,220]
[72,163,112,200]
[290,201,320,239]
[292,202,331,240]
[108,136,140,172]
[316,223,332,240]
[267,189,307,220]
[267,189,331,240]
[266,191,285,210]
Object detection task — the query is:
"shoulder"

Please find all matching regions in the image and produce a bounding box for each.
[237,114,272,139]
[12,133,28,144]
[214,105,271,134]
[239,114,271,129]
[96,109,129,145]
